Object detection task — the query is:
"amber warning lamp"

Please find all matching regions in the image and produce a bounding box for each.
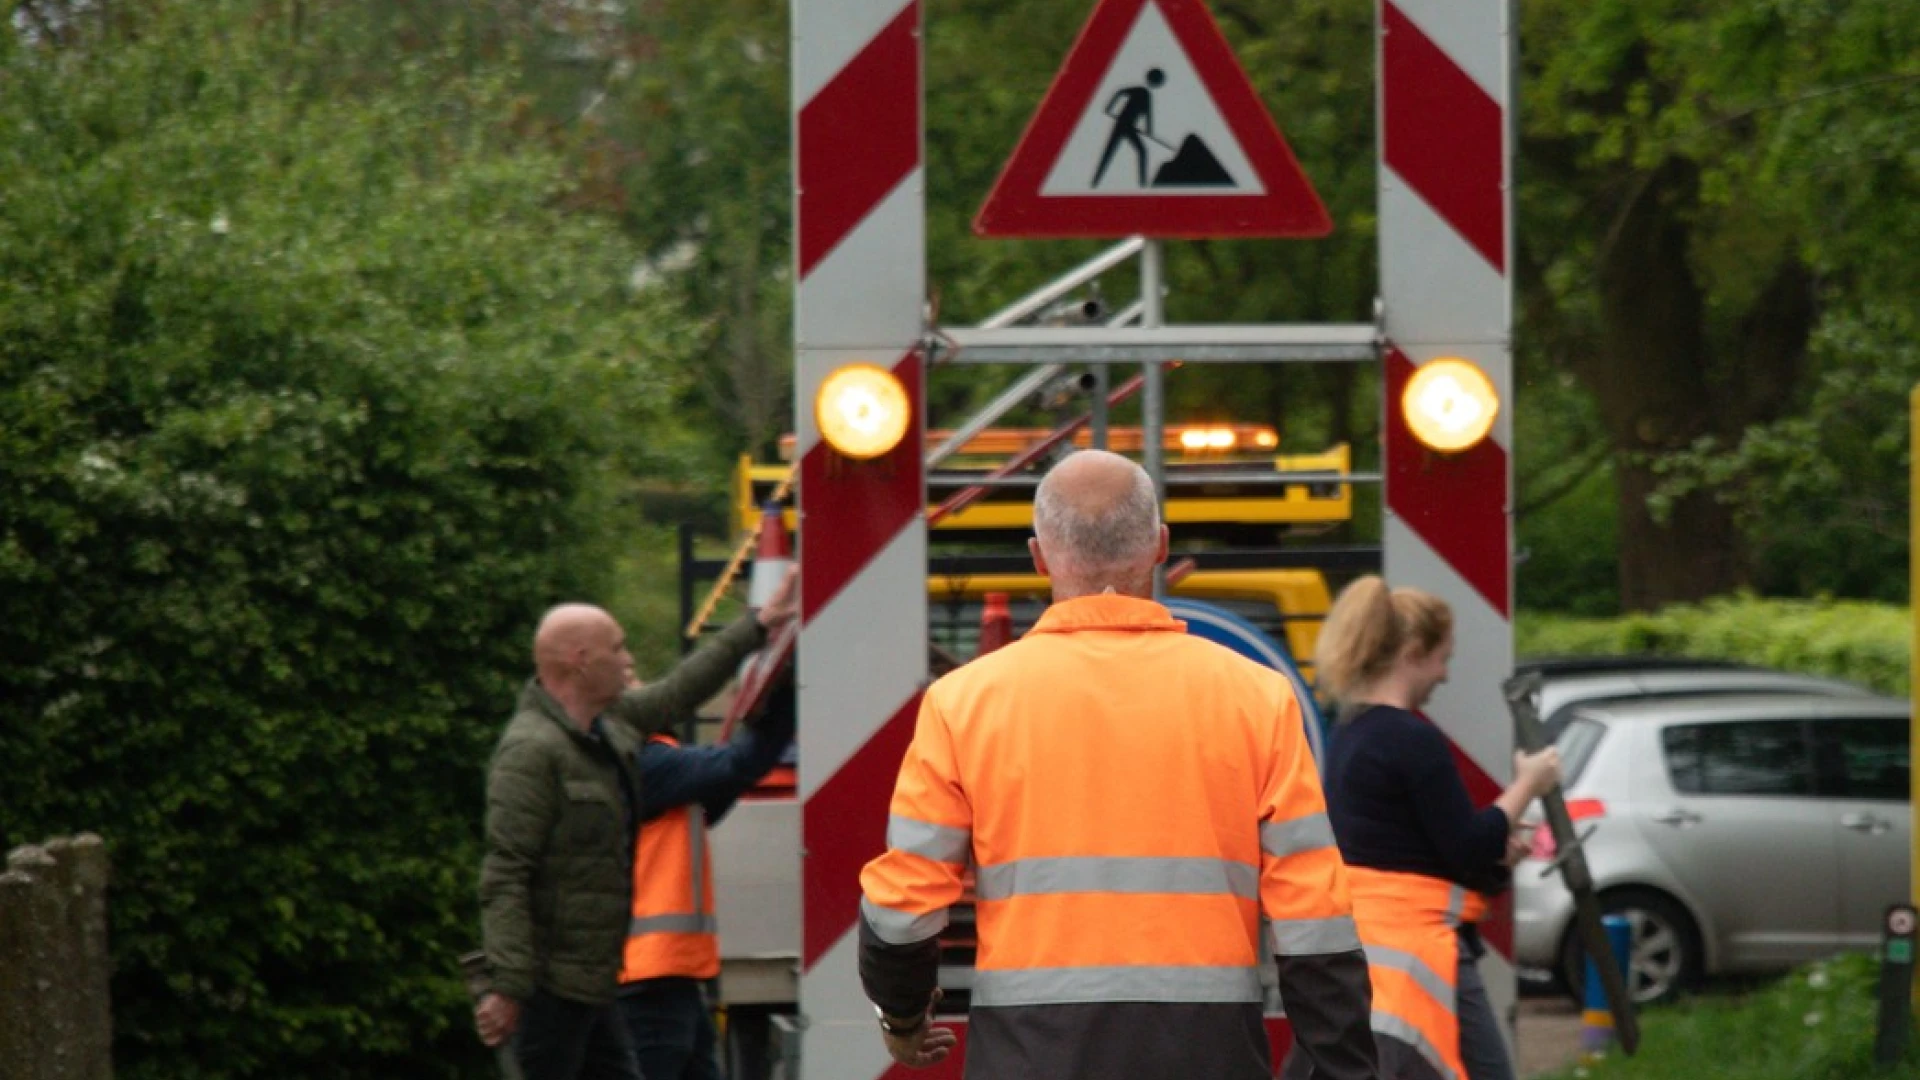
[815,364,910,460]
[1401,358,1499,453]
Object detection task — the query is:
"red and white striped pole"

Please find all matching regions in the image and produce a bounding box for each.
[1378,0,1519,1048]
[792,0,929,1077]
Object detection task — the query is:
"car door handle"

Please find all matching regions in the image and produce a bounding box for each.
[1842,812,1892,834]
[1652,808,1702,827]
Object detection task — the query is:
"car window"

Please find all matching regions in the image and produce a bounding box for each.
[1544,688,1790,744]
[1810,717,1910,801]
[1555,717,1608,787]
[1662,720,1811,796]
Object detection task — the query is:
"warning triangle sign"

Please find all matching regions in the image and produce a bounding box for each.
[974,0,1331,239]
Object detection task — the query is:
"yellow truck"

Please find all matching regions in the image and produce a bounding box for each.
[729,422,1354,670]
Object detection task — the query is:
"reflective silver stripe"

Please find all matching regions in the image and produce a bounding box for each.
[973,856,1258,902]
[860,896,949,945]
[1268,914,1362,955]
[629,913,718,935]
[1372,1011,1460,1080]
[972,965,1263,1007]
[1260,814,1336,859]
[887,815,972,865]
[1364,943,1456,1013]
[1445,885,1466,927]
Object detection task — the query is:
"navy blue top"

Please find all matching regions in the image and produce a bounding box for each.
[1321,704,1511,895]
[636,706,795,825]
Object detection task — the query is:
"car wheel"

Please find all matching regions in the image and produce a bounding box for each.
[1559,888,1703,1007]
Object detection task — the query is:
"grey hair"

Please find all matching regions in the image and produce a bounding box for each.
[1032,457,1161,575]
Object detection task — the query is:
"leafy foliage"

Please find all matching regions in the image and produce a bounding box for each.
[1650,304,1919,602]
[1520,0,1920,607]
[1518,596,1909,696]
[599,0,796,462]
[0,3,689,1076]
[1518,466,1621,617]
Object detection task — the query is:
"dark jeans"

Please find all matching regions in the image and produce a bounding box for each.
[620,977,722,1080]
[1281,929,1517,1080]
[514,988,643,1080]
[1453,933,1517,1080]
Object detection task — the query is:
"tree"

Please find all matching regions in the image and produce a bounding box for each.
[1652,303,1920,602]
[1520,0,1920,609]
[615,0,795,462]
[0,2,691,1075]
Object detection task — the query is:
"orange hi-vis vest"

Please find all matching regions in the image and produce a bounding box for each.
[859,594,1361,1010]
[619,735,720,983]
[1346,867,1490,1080]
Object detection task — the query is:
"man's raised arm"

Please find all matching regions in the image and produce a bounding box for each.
[605,567,797,737]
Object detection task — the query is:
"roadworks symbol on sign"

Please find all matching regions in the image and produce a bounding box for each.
[975,0,1330,238]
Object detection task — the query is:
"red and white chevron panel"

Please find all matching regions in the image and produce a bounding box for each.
[1377,0,1519,1047]
[793,1,929,1078]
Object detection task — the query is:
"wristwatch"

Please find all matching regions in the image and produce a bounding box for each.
[874,1003,927,1036]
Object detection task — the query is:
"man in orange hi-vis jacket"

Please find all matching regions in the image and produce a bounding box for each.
[858,449,1380,1080]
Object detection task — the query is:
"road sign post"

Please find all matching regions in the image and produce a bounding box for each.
[1880,904,1917,1066]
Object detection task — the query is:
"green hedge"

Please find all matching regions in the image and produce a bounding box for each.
[1518,596,1911,697]
[0,6,691,1078]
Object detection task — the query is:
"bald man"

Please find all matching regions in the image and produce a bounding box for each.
[477,573,796,1080]
[858,451,1379,1080]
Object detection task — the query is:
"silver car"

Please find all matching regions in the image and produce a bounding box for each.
[1521,657,1877,738]
[1514,691,1911,1003]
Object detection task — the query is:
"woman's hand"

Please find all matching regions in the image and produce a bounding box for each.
[1513,747,1562,799]
[1502,822,1536,867]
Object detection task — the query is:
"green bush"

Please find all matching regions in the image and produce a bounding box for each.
[0,5,689,1077]
[1519,596,1910,696]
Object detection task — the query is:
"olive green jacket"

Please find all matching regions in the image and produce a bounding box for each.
[478,615,766,1004]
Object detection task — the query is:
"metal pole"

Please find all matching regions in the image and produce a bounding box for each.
[1904,386,1920,1022]
[930,294,1152,469]
[975,237,1145,329]
[1090,364,1111,449]
[1876,904,1916,1065]
[1141,240,1166,599]
[1090,298,1145,452]
[928,363,1072,468]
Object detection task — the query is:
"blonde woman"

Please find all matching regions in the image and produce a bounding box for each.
[1281,576,1560,1080]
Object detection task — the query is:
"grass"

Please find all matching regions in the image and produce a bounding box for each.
[1536,953,1920,1080]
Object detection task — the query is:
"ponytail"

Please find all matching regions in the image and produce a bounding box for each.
[1315,576,1401,702]
[1314,576,1453,702]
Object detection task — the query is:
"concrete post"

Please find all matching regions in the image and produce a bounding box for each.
[48,836,114,1079]
[8,845,65,1078]
[1,838,115,1080]
[0,869,47,1073]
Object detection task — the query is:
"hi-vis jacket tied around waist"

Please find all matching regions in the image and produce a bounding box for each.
[1348,867,1491,1080]
[858,594,1379,1080]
